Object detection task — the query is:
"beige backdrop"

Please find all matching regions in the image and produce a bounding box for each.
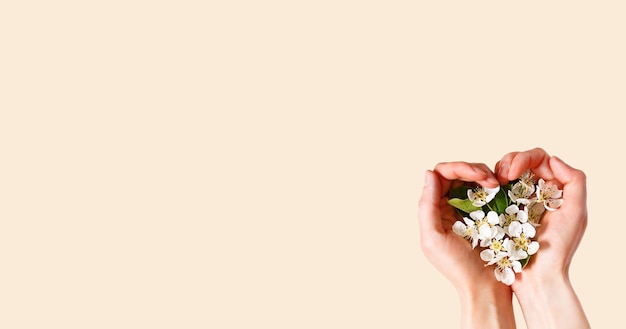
[2,1,622,328]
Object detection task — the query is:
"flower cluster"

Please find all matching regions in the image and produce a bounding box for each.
[448,170,563,285]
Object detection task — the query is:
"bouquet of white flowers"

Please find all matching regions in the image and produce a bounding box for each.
[448,170,564,285]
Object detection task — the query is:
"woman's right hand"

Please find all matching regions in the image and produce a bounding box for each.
[494,148,590,329]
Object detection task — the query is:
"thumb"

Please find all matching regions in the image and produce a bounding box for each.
[418,170,444,235]
[550,156,587,207]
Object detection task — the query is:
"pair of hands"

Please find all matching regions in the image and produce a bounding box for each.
[418,148,589,329]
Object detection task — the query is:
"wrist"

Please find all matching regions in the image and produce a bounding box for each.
[513,272,590,329]
[457,282,515,329]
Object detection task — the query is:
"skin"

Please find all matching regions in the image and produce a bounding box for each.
[419,148,590,329]
[418,162,516,329]
[495,148,590,329]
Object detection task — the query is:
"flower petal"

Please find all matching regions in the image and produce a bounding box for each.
[478,224,493,240]
[545,199,563,211]
[463,217,474,226]
[471,236,478,249]
[506,204,519,215]
[484,190,499,203]
[511,248,528,261]
[503,238,516,253]
[470,210,485,221]
[512,260,522,273]
[494,226,505,240]
[522,223,536,238]
[501,267,515,285]
[527,241,539,255]
[516,209,528,223]
[508,221,522,237]
[487,211,499,225]
[452,221,466,236]
[480,249,495,262]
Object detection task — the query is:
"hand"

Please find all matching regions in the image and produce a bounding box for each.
[494,148,590,329]
[419,162,516,329]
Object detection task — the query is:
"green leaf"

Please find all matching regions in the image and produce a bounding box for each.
[449,185,471,200]
[491,187,509,214]
[519,255,531,268]
[448,198,482,214]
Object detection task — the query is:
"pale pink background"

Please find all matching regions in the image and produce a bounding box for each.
[2,1,621,328]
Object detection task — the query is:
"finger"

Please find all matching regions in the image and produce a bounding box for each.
[418,170,444,235]
[433,162,499,194]
[473,162,497,180]
[550,156,587,209]
[495,151,519,184]
[507,147,555,181]
[548,156,588,247]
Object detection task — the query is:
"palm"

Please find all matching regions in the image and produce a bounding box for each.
[419,162,515,289]
[512,200,587,289]
[506,160,587,291]
[434,200,502,284]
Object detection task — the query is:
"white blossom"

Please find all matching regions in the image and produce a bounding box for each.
[507,170,536,205]
[536,178,564,211]
[484,239,522,285]
[507,221,539,260]
[452,217,480,249]
[468,186,500,207]
[526,201,546,226]
[493,254,522,286]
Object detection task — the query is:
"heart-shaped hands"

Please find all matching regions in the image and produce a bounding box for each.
[419,148,587,288]
[419,148,591,329]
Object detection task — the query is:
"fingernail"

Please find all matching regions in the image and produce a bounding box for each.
[472,167,489,175]
[500,163,509,180]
